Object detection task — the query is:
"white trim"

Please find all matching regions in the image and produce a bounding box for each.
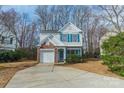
[67,48,82,50]
[64,48,66,61]
[40,48,54,51]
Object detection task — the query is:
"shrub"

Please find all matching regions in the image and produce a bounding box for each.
[101,32,124,76]
[15,49,29,59]
[0,50,21,62]
[0,48,37,63]
[15,48,37,60]
[66,54,81,64]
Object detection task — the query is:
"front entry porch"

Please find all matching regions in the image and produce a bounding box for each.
[57,47,82,63]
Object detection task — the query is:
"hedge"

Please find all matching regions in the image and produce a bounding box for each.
[66,54,82,64]
[0,48,37,63]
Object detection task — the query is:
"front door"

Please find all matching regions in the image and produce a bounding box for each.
[58,49,64,62]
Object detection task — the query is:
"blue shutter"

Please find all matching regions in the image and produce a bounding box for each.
[78,34,80,42]
[67,34,69,42]
[68,34,72,42]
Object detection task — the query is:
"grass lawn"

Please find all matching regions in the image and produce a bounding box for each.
[0,60,37,88]
[63,58,124,80]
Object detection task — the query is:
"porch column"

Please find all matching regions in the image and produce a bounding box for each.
[64,48,66,62]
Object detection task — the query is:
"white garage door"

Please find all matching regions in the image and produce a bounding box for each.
[40,49,55,63]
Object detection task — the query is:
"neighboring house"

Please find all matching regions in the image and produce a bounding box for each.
[100,32,117,55]
[0,31,17,51]
[37,22,83,63]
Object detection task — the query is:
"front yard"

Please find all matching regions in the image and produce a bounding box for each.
[63,58,124,79]
[0,61,37,88]
[1,58,124,87]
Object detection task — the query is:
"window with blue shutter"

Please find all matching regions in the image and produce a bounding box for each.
[71,34,79,42]
[61,34,80,42]
[61,34,68,42]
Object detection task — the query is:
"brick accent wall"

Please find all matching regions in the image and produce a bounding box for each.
[37,46,40,63]
[55,48,58,63]
[37,42,58,63]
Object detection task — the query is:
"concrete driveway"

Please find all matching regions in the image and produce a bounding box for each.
[6,64,124,88]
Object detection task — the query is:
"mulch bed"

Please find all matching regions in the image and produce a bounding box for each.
[0,61,37,88]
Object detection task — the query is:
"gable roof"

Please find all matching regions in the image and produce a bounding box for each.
[40,34,64,46]
[58,22,82,33]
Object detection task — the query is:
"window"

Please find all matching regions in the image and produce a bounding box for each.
[67,49,80,56]
[10,38,13,44]
[61,34,68,42]
[1,36,5,44]
[61,34,80,42]
[72,34,79,42]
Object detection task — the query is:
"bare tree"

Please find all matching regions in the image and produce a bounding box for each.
[35,5,73,31]
[99,5,124,33]
[0,9,37,48]
[35,5,51,30]
[0,9,20,48]
[28,21,37,48]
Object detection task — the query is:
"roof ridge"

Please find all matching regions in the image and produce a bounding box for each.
[58,22,82,32]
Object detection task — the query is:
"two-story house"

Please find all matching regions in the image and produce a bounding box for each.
[37,22,83,63]
[0,31,17,51]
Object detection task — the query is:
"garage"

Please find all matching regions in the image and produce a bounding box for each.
[40,49,55,63]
